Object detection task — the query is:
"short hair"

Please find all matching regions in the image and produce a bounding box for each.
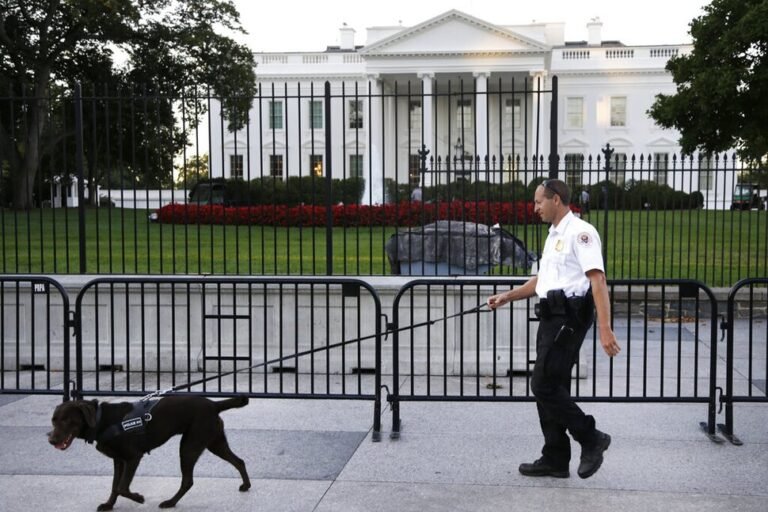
[541,179,571,205]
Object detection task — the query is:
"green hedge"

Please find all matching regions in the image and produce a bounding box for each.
[581,180,704,210]
[196,176,366,206]
[385,179,532,203]
[177,176,705,210]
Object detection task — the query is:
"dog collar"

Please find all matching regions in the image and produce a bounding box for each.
[84,404,103,444]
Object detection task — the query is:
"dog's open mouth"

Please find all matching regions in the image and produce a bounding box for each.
[54,434,74,450]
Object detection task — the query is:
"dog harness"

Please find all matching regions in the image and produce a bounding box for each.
[94,399,160,443]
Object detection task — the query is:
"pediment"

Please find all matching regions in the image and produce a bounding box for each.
[361,10,549,57]
[224,140,247,150]
[646,136,677,147]
[301,139,325,149]
[605,137,633,148]
[262,141,286,150]
[560,137,589,149]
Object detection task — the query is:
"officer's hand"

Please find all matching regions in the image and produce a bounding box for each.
[487,293,508,310]
[599,327,621,357]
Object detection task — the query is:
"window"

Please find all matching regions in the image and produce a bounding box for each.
[409,154,421,185]
[230,154,243,179]
[269,155,283,178]
[348,100,363,129]
[456,98,472,131]
[653,152,668,185]
[505,97,522,130]
[409,100,422,133]
[564,153,584,189]
[698,155,713,190]
[349,154,363,178]
[310,154,323,177]
[610,96,627,127]
[566,97,583,129]
[608,153,627,187]
[269,101,283,129]
[310,100,323,129]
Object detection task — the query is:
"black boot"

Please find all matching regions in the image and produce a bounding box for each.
[519,457,569,478]
[577,431,611,479]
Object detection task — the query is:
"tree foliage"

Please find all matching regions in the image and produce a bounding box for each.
[648,0,768,164]
[0,0,256,208]
[175,153,209,189]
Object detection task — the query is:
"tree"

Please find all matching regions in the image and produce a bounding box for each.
[0,0,256,209]
[175,153,209,189]
[648,0,768,164]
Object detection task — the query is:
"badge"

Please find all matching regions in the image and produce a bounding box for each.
[577,232,593,246]
[121,417,143,432]
[555,239,564,252]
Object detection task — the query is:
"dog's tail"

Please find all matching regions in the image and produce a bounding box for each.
[215,396,249,413]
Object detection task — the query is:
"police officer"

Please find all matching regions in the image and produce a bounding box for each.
[487,179,620,479]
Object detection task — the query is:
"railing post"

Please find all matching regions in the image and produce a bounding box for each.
[324,81,333,275]
[601,143,614,273]
[74,82,87,274]
[548,75,558,179]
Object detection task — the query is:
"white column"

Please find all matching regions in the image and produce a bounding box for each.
[418,73,437,186]
[529,71,548,167]
[385,89,397,183]
[367,75,384,204]
[418,72,435,186]
[474,72,489,168]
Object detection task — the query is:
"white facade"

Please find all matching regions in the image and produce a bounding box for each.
[210,10,736,209]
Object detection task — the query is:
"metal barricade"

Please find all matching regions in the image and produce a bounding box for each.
[718,277,768,445]
[0,276,71,400]
[74,276,383,439]
[388,279,720,441]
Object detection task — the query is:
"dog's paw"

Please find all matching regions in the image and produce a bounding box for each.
[97,504,114,511]
[159,499,177,508]
[239,482,251,492]
[120,491,144,504]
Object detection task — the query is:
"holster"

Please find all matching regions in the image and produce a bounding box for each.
[535,288,593,326]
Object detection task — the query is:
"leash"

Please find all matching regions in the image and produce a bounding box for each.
[140,302,491,401]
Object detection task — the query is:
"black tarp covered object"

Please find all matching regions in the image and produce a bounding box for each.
[385,220,537,275]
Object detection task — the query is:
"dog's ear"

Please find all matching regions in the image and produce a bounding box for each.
[76,400,99,428]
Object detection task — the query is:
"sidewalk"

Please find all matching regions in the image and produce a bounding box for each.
[0,393,766,511]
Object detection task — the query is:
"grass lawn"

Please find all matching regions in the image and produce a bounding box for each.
[1,206,766,287]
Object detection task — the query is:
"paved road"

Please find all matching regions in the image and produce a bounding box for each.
[0,392,765,511]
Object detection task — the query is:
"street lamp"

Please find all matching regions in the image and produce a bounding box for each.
[454,137,464,159]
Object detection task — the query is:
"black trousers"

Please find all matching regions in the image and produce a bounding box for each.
[531,311,597,467]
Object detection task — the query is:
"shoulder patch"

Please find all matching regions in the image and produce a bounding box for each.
[576,232,593,246]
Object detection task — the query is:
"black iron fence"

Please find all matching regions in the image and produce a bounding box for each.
[1,83,767,285]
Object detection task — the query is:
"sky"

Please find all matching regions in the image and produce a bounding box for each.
[229,0,712,52]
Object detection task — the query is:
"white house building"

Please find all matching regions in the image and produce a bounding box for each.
[209,10,737,209]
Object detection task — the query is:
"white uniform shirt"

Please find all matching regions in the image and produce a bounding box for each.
[535,211,604,299]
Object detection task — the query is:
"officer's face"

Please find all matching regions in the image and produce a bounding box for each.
[534,185,557,223]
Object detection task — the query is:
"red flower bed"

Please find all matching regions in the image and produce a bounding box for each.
[156,201,542,227]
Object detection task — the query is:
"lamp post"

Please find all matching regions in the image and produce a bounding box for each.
[454,137,464,157]
[454,137,467,181]
[417,144,429,185]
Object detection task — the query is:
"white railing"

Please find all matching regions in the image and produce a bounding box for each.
[605,49,635,59]
[650,47,679,58]
[562,49,591,60]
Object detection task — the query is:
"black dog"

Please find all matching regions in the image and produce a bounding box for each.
[48,395,251,510]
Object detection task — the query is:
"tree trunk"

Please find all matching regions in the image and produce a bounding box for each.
[12,74,49,210]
